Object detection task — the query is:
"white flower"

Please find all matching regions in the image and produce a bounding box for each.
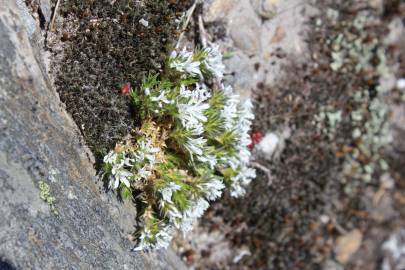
[144,87,151,95]
[229,167,256,198]
[184,136,206,157]
[179,198,210,233]
[139,140,160,154]
[136,140,160,165]
[191,198,210,218]
[177,103,209,130]
[111,160,123,175]
[123,156,135,167]
[155,228,173,249]
[160,182,181,203]
[175,85,212,159]
[220,84,241,129]
[202,178,225,201]
[239,99,255,121]
[133,225,174,251]
[203,45,225,80]
[169,212,182,228]
[198,154,217,169]
[221,156,239,170]
[133,228,154,251]
[184,61,202,76]
[230,184,246,197]
[170,49,202,77]
[177,84,210,131]
[103,151,117,164]
[221,104,238,129]
[109,169,132,190]
[150,90,172,108]
[136,165,152,180]
[239,148,252,165]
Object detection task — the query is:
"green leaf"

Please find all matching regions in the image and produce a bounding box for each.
[172,191,189,212]
[120,186,132,200]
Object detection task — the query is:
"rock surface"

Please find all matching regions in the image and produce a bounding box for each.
[0,1,185,269]
[203,0,317,98]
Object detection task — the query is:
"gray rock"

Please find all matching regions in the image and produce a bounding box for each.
[39,0,52,23]
[15,0,37,37]
[322,260,344,270]
[228,0,262,56]
[203,0,316,99]
[0,1,185,269]
[381,229,405,270]
[223,49,264,98]
[250,0,279,19]
[203,0,237,23]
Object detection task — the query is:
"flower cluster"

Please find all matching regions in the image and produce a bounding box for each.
[103,45,255,251]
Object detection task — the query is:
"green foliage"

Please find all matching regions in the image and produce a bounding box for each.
[102,45,255,250]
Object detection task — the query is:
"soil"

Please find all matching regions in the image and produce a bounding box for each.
[174,1,405,269]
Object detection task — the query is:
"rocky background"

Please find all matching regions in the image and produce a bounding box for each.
[173,0,405,269]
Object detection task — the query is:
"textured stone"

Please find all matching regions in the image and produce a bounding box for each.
[250,0,280,19]
[223,50,264,99]
[0,1,185,269]
[203,0,237,23]
[38,0,52,22]
[203,0,316,99]
[335,229,363,264]
[228,0,262,56]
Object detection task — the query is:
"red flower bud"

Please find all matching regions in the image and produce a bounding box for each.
[121,82,131,95]
[248,131,264,150]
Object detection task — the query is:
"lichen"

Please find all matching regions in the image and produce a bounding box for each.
[38,181,58,215]
[316,8,393,190]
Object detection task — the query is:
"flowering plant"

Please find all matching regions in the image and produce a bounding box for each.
[102,45,255,251]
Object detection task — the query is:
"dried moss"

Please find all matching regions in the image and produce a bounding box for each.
[53,0,191,166]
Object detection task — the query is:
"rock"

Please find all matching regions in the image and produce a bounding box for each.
[38,0,52,23]
[15,0,37,37]
[223,50,263,98]
[205,0,316,97]
[397,78,405,90]
[254,128,290,160]
[250,0,280,19]
[228,0,261,56]
[203,0,237,23]
[139,18,149,27]
[260,0,316,86]
[335,229,363,264]
[256,133,279,158]
[0,1,185,269]
[322,260,344,270]
[381,229,405,270]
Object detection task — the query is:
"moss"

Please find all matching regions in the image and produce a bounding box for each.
[53,0,191,167]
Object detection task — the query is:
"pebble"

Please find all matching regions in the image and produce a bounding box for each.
[256,132,279,157]
[251,0,280,19]
[139,18,149,27]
